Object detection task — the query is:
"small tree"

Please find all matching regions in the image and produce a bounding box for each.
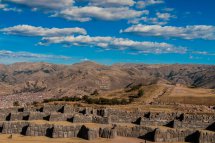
[137,89,144,97]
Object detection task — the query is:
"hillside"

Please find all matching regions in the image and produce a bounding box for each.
[0,62,214,98]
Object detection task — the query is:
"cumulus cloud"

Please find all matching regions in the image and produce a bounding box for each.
[156,12,176,21]
[87,0,135,7]
[2,0,74,10]
[136,0,164,8]
[129,11,176,25]
[129,16,168,25]
[2,0,144,22]
[1,25,87,36]
[52,6,144,22]
[39,35,186,54]
[121,24,215,40]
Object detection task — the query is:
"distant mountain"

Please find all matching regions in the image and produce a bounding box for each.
[0,62,214,97]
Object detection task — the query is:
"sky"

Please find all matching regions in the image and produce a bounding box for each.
[0,0,215,65]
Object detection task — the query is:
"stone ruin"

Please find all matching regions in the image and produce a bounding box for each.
[0,104,214,142]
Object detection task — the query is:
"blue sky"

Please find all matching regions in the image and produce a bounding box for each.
[0,0,214,65]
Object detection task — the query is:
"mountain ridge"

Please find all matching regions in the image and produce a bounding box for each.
[0,62,214,98]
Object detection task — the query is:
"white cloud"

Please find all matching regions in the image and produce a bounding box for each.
[121,24,215,40]
[129,12,176,25]
[87,0,135,7]
[53,6,144,22]
[156,12,176,21]
[128,17,167,25]
[39,35,186,54]
[2,0,144,22]
[2,0,74,10]
[1,25,87,36]
[0,50,71,59]
[163,8,174,12]
[136,0,164,8]
[0,3,21,12]
[192,51,215,56]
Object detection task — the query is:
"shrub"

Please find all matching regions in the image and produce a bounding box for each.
[137,89,144,97]
[83,97,130,105]
[125,84,142,92]
[43,96,81,103]
[91,89,99,96]
[13,101,20,106]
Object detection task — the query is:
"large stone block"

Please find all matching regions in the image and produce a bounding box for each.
[199,130,215,143]
[2,121,29,135]
[52,124,82,138]
[99,127,117,139]
[10,112,30,121]
[116,124,155,139]
[173,120,212,130]
[0,113,7,121]
[26,123,53,137]
[78,125,99,140]
[92,116,110,124]
[28,112,50,120]
[49,113,73,121]
[154,127,198,142]
[43,104,64,113]
[73,114,93,123]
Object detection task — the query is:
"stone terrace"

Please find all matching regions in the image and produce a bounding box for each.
[0,104,214,142]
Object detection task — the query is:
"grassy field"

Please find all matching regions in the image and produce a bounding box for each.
[158,85,215,106]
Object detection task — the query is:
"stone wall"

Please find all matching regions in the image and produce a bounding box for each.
[26,123,53,137]
[43,104,64,113]
[73,114,93,123]
[173,120,213,130]
[52,124,82,138]
[99,127,117,139]
[154,128,198,142]
[2,121,29,135]
[49,113,73,121]
[29,112,50,120]
[116,124,156,140]
[0,104,214,142]
[199,130,215,143]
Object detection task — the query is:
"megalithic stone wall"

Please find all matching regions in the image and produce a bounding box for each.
[0,104,214,142]
[199,130,215,143]
[52,124,82,138]
[26,123,53,137]
[2,121,29,135]
[154,128,199,142]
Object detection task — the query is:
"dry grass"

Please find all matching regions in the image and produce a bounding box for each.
[166,85,215,97]
[0,134,187,143]
[159,96,215,106]
[0,83,13,96]
[41,83,215,112]
[158,84,215,106]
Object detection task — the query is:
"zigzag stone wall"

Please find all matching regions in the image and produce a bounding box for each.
[0,104,214,142]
